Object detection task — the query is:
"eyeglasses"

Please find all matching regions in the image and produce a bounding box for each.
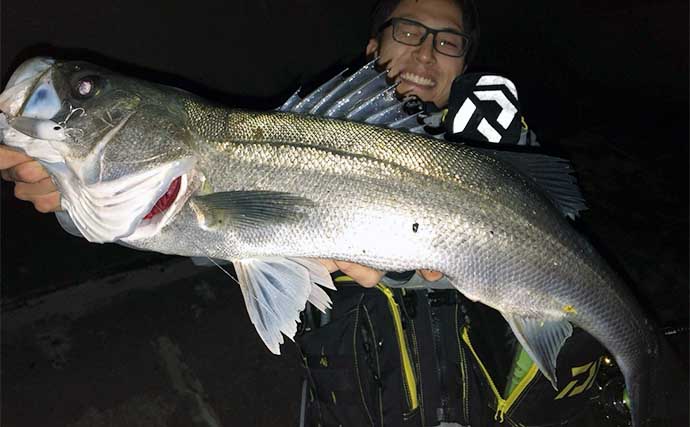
[379,18,471,58]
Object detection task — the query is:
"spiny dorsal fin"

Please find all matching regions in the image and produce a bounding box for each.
[281,65,586,219]
[277,59,438,135]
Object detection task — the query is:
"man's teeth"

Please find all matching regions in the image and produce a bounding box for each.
[400,72,435,87]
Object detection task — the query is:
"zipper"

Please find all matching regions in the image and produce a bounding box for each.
[376,284,419,411]
[429,302,449,418]
[401,289,426,422]
[353,296,375,426]
[460,326,539,423]
[455,305,470,424]
[362,305,385,426]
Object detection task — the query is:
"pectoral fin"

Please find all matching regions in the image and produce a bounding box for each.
[233,257,335,354]
[190,190,315,230]
[502,313,573,389]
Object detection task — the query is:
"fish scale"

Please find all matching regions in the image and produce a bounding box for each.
[0,57,665,426]
[184,108,659,426]
[177,107,658,384]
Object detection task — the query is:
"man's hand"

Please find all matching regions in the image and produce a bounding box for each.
[318,259,443,288]
[0,146,61,213]
[418,269,443,281]
[319,259,384,288]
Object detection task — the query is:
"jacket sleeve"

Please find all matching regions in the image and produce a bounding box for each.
[443,72,539,147]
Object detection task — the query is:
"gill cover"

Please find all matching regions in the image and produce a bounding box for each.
[0,57,196,242]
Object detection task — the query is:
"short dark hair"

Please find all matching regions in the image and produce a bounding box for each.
[369,0,480,64]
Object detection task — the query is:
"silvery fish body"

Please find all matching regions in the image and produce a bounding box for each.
[0,57,661,426]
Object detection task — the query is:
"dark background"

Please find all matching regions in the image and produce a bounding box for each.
[1,1,688,426]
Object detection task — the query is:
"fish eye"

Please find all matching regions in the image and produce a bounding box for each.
[74,76,100,98]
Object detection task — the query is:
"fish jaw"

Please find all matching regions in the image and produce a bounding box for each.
[1,110,198,242]
[0,57,56,117]
[0,57,69,163]
[0,57,200,243]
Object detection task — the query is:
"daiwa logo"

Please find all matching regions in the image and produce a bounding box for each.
[451,75,519,143]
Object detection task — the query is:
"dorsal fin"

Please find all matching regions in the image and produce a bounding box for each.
[474,146,587,219]
[278,63,586,219]
[277,59,441,136]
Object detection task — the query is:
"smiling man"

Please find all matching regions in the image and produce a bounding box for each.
[298,2,611,427]
[321,0,478,287]
[296,1,493,426]
[367,0,471,107]
[0,1,611,426]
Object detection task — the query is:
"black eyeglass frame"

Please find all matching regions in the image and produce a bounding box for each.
[378,17,472,58]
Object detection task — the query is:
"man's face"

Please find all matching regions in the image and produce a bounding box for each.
[366,0,466,108]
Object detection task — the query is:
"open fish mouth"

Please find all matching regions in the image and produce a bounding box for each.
[0,57,57,117]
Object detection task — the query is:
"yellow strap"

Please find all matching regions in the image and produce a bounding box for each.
[334,275,355,283]
[376,284,419,411]
[331,276,419,411]
[502,363,539,414]
[461,326,539,422]
[460,327,506,421]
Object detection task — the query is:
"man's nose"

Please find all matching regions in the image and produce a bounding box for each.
[413,34,436,64]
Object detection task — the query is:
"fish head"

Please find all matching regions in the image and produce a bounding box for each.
[0,57,200,242]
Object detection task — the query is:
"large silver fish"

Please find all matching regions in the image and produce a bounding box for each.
[0,57,662,426]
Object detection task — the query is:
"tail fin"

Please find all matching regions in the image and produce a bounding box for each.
[627,334,688,426]
[626,369,653,427]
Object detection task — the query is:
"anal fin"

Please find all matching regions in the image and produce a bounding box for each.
[502,312,573,389]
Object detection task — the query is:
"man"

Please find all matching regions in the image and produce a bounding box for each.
[296,1,609,427]
[319,0,475,287]
[295,2,495,425]
[1,1,606,426]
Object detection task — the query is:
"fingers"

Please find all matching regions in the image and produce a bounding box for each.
[0,145,32,170]
[15,189,61,213]
[419,269,443,282]
[318,259,340,273]
[14,177,58,197]
[0,145,51,183]
[13,177,61,213]
[319,261,444,287]
[317,259,384,287]
[0,146,61,212]
[3,160,50,183]
[333,261,384,288]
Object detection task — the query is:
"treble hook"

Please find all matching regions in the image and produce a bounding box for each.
[59,104,86,127]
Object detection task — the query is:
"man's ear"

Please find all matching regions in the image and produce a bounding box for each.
[366,38,379,58]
